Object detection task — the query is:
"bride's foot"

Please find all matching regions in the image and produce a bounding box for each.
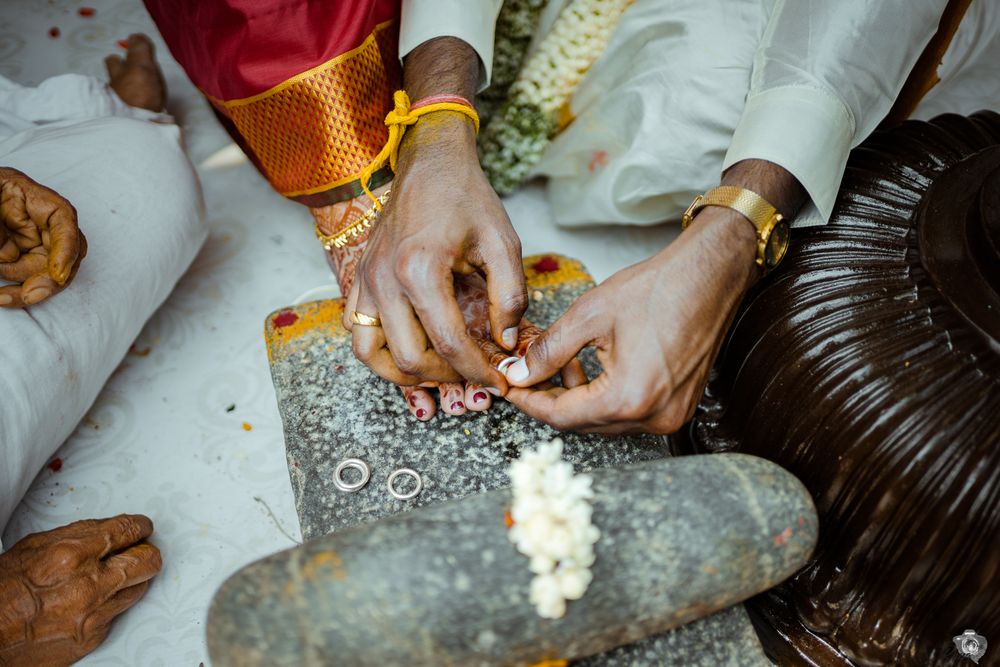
[313,196,537,421]
[105,34,166,112]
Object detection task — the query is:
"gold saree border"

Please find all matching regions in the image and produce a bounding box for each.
[208,19,400,198]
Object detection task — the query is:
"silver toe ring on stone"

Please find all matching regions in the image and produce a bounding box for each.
[387,468,422,500]
[334,458,371,493]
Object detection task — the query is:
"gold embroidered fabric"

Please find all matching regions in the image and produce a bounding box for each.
[210,20,400,198]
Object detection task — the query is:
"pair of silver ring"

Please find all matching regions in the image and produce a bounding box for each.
[333,459,422,500]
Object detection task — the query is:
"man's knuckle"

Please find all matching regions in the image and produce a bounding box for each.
[530,336,554,364]
[352,336,377,361]
[501,289,528,315]
[46,544,80,571]
[395,248,433,288]
[432,335,461,359]
[393,352,425,376]
[617,390,652,422]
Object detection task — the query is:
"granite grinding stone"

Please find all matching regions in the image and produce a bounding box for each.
[208,455,816,666]
[249,255,808,665]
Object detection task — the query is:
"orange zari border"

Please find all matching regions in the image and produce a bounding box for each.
[208,20,399,198]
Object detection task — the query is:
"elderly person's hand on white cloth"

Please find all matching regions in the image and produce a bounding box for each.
[0,32,204,666]
[0,167,87,308]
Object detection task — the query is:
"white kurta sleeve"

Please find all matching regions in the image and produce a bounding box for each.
[722,0,943,226]
[399,0,503,90]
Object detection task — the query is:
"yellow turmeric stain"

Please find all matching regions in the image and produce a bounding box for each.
[302,551,347,582]
[529,660,569,667]
[242,422,252,431]
[265,299,347,363]
[522,255,591,289]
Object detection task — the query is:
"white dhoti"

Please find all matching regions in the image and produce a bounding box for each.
[0,74,206,548]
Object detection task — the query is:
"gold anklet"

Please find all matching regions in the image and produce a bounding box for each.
[315,188,392,250]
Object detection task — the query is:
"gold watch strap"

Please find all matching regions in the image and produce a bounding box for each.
[682,186,780,231]
[681,186,785,269]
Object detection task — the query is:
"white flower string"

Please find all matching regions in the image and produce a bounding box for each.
[507,439,600,619]
[479,0,635,195]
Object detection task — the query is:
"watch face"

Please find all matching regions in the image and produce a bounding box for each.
[765,221,791,268]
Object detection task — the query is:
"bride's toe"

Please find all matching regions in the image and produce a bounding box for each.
[400,386,434,421]
[465,384,492,412]
[439,383,467,416]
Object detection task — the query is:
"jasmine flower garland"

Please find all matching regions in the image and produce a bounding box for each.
[477,0,549,130]
[479,0,635,195]
[507,439,600,619]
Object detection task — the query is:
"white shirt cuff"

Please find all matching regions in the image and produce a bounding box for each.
[722,86,855,228]
[399,0,501,92]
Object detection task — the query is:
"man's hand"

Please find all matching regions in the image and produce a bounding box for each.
[502,159,805,434]
[346,37,526,393]
[0,515,162,667]
[501,208,758,433]
[0,168,87,308]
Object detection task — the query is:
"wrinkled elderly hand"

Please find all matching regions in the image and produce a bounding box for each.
[0,515,162,667]
[0,167,87,308]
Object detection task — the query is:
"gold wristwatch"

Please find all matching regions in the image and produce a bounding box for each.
[682,186,790,272]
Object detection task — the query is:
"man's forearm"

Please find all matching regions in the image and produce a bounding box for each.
[395,37,482,187]
[721,159,807,221]
[403,36,480,101]
[679,159,808,294]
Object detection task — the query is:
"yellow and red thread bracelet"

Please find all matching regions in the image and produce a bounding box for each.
[317,91,479,251]
[358,90,480,206]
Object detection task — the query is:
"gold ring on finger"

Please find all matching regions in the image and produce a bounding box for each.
[350,310,382,327]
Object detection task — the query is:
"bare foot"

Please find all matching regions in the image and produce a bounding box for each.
[105,33,166,112]
[0,515,162,667]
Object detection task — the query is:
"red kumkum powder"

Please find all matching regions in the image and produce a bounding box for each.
[49,27,60,38]
[532,256,560,273]
[272,311,298,328]
[48,458,63,472]
[78,7,96,17]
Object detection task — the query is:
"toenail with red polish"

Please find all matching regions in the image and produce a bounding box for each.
[473,392,488,403]
[416,409,426,419]
[451,401,464,411]
[408,396,417,407]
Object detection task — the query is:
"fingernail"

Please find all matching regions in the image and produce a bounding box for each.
[496,356,519,373]
[505,358,529,383]
[416,408,427,419]
[451,401,465,411]
[473,391,488,403]
[486,387,503,397]
[502,327,518,350]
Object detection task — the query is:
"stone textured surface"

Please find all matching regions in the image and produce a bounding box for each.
[265,257,670,539]
[253,255,806,665]
[208,455,816,666]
